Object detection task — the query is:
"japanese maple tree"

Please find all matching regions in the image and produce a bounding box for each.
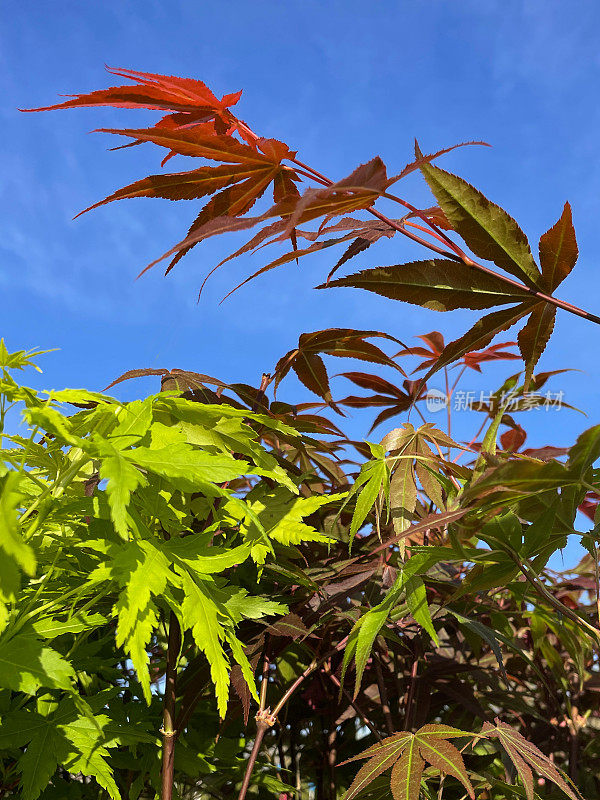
[0,66,598,800]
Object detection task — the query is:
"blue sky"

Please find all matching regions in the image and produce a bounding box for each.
[2,1,600,549]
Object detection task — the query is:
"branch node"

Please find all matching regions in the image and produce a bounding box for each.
[255,707,277,727]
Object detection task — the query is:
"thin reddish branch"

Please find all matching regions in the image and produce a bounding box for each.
[236,638,349,800]
[236,715,274,800]
[373,656,395,735]
[288,143,600,327]
[324,662,383,742]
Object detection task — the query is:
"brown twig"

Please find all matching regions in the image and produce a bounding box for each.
[373,655,395,735]
[404,654,419,731]
[236,639,349,800]
[236,711,276,800]
[161,611,181,800]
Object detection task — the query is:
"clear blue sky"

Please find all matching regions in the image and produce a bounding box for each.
[1,1,599,501]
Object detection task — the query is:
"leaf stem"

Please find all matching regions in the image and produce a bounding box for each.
[259,637,271,712]
[404,652,419,730]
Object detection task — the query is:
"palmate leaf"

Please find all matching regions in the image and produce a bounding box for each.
[123,442,249,491]
[161,536,251,575]
[382,423,454,540]
[482,719,582,800]
[567,423,600,477]
[390,741,425,800]
[351,456,389,543]
[389,454,417,537]
[109,398,153,446]
[220,220,395,299]
[270,156,389,233]
[341,725,475,800]
[342,553,440,696]
[163,169,284,274]
[404,575,438,644]
[418,152,542,289]
[98,126,290,164]
[0,701,146,800]
[109,538,172,703]
[217,215,393,288]
[154,157,393,278]
[273,328,405,404]
[397,329,519,375]
[76,162,273,213]
[31,71,301,274]
[338,374,419,434]
[341,735,413,799]
[18,720,70,800]
[180,570,240,718]
[326,225,395,282]
[235,485,341,564]
[23,65,242,119]
[320,259,532,311]
[291,351,332,404]
[342,559,412,695]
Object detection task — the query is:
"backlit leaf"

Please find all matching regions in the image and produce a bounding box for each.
[180,571,231,718]
[416,737,473,798]
[482,719,582,800]
[98,443,146,539]
[0,472,36,628]
[124,443,248,490]
[390,740,425,800]
[404,575,438,644]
